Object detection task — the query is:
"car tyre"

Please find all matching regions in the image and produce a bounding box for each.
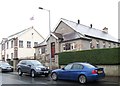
[51,72,58,81]
[31,70,36,78]
[78,75,87,84]
[18,69,23,76]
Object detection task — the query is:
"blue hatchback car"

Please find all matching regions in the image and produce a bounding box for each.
[51,62,105,84]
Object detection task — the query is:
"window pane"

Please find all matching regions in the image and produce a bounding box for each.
[41,47,45,54]
[19,40,23,48]
[72,64,83,69]
[27,41,31,48]
[34,42,38,47]
[11,40,13,48]
[64,64,73,70]
[65,43,70,50]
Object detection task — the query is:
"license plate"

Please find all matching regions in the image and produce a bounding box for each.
[44,71,48,73]
[98,71,103,73]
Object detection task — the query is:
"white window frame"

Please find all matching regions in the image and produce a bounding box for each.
[19,40,23,48]
[27,41,31,48]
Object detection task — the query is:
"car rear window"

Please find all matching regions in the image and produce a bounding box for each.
[83,63,96,68]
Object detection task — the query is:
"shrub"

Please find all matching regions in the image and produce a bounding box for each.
[58,48,120,65]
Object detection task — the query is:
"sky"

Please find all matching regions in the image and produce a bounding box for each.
[0,0,119,41]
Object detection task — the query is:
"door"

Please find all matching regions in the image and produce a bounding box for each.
[58,64,73,80]
[51,42,55,62]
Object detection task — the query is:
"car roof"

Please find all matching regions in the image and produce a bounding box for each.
[20,60,38,62]
[70,62,90,65]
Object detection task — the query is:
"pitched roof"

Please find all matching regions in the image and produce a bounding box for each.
[59,18,118,42]
[8,28,29,38]
[8,26,44,40]
[34,40,47,48]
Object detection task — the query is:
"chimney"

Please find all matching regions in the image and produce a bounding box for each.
[77,19,80,24]
[103,27,108,33]
[90,24,92,28]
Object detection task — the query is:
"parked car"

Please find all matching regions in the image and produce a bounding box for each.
[0,61,13,72]
[51,62,105,84]
[17,60,50,78]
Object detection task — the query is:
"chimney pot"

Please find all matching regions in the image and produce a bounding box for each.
[90,24,92,28]
[77,19,80,24]
[103,27,108,33]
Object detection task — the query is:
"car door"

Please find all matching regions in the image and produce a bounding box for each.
[25,61,32,73]
[69,64,84,80]
[58,64,73,80]
[18,61,26,72]
[23,61,31,73]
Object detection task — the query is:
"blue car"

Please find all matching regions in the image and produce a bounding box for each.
[51,62,105,84]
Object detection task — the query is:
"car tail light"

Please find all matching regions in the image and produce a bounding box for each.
[92,70,97,74]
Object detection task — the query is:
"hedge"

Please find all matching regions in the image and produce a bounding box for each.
[58,48,120,65]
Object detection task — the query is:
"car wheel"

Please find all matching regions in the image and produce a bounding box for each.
[51,72,58,81]
[18,69,23,76]
[31,70,36,78]
[78,75,87,84]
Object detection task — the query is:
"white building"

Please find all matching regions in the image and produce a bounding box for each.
[0,27,44,61]
[0,43,1,60]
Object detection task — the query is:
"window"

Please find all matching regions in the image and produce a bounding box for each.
[72,64,83,69]
[90,41,93,48]
[19,40,23,48]
[113,43,116,48]
[27,41,31,48]
[96,40,99,49]
[11,40,13,48]
[71,43,75,50]
[2,44,5,50]
[103,41,106,48]
[7,42,9,49]
[34,42,38,47]
[118,44,120,47]
[20,61,26,65]
[41,47,46,54]
[109,43,111,48]
[64,64,73,70]
[7,54,9,59]
[65,43,71,50]
[63,43,75,51]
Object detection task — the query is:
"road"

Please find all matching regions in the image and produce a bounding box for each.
[0,72,119,86]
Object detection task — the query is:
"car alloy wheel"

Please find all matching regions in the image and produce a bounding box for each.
[18,69,23,76]
[79,75,87,84]
[51,73,57,81]
[31,70,35,78]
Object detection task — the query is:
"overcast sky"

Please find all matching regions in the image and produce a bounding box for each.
[0,0,119,41]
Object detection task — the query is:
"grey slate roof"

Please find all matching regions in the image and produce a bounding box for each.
[51,32,91,42]
[60,18,118,42]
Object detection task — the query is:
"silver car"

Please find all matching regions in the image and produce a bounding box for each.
[17,60,50,78]
[0,61,13,72]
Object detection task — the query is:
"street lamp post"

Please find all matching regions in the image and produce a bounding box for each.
[38,7,52,69]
